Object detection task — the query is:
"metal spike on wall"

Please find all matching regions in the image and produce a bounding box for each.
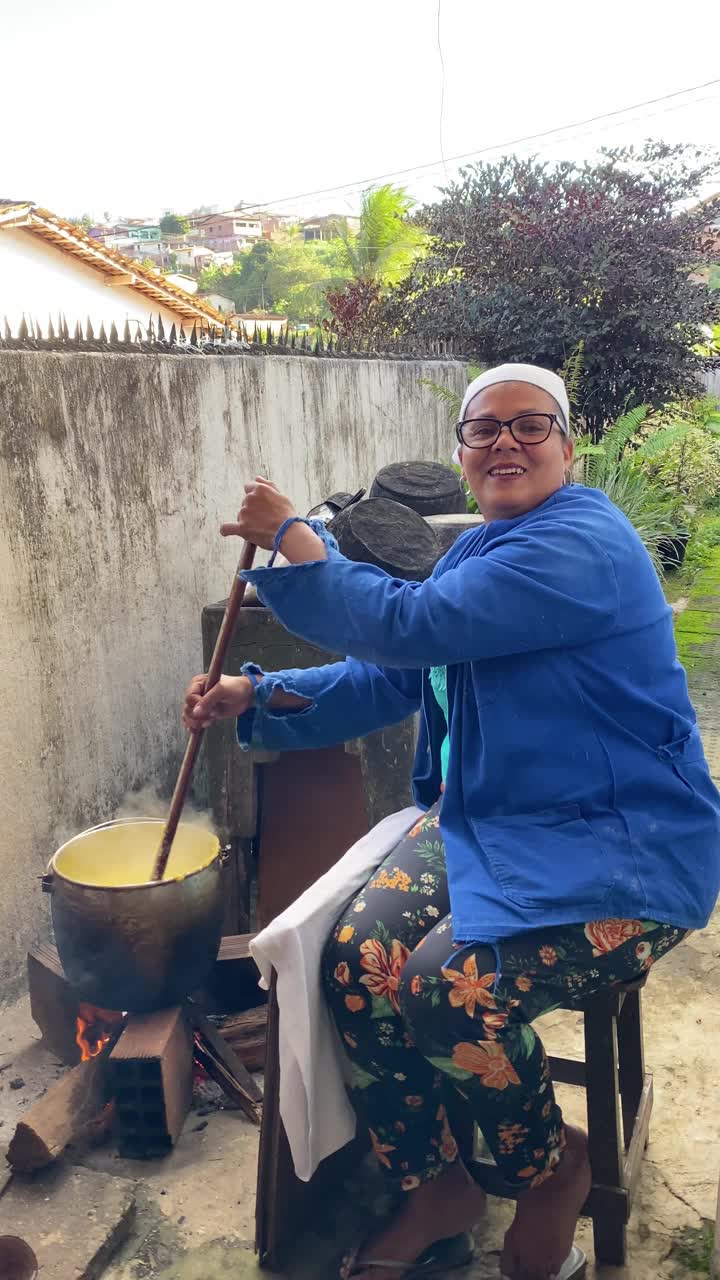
[0,316,464,364]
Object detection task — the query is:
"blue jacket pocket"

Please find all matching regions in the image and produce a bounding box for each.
[657,729,714,801]
[469,804,615,911]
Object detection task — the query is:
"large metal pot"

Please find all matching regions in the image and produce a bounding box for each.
[43,818,226,1012]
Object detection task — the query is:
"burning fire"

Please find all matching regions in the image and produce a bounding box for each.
[75,1003,125,1062]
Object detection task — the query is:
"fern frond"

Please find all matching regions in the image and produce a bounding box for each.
[635,424,691,460]
[420,378,463,418]
[601,405,649,467]
[560,340,585,415]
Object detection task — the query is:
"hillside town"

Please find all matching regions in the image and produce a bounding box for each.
[75,205,361,326]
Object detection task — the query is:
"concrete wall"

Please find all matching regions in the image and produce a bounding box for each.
[0,351,466,994]
[0,229,189,334]
[705,368,720,401]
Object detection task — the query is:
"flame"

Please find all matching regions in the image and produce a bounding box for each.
[75,1003,125,1062]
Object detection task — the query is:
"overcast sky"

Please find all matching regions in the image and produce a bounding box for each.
[3,0,719,222]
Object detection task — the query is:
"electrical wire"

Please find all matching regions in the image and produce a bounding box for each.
[436,0,448,180]
[235,77,720,214]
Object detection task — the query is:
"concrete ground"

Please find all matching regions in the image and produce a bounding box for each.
[2,553,719,1280]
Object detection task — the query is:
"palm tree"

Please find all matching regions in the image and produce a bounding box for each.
[338,185,426,287]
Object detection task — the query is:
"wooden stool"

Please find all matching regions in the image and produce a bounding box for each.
[450,977,651,1267]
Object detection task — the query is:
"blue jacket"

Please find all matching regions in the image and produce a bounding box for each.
[239,486,720,941]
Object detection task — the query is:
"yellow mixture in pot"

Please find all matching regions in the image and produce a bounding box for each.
[53,821,219,887]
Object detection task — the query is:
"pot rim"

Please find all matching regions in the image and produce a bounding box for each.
[49,817,221,892]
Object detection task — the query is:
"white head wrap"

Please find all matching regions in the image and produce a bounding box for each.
[451,363,570,465]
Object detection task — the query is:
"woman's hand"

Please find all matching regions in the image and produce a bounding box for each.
[182,674,255,732]
[221,475,328,563]
[221,477,296,550]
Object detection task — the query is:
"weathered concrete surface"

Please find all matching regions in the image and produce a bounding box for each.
[0,351,465,994]
[0,1163,136,1278]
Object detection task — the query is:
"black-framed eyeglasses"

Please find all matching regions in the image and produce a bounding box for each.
[456,412,561,449]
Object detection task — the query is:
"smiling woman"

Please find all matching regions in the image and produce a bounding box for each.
[183,362,720,1280]
[456,364,574,522]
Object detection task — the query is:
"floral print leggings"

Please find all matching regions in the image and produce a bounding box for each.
[321,804,685,1193]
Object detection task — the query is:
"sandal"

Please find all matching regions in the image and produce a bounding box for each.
[501,1243,586,1280]
[340,1229,474,1278]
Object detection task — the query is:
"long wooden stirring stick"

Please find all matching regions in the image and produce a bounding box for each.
[152,541,257,881]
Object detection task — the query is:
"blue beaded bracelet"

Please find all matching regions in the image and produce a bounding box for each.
[268,516,309,566]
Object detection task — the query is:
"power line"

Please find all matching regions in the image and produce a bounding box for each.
[269,87,720,219]
[237,77,720,214]
[436,0,448,180]
[391,88,720,197]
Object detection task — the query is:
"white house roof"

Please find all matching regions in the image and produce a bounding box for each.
[0,201,226,326]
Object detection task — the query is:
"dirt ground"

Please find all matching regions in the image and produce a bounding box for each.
[1,910,718,1279]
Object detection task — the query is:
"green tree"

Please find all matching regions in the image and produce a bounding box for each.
[383,143,720,438]
[68,213,93,231]
[199,237,350,325]
[338,184,426,285]
[326,184,426,337]
[160,212,191,235]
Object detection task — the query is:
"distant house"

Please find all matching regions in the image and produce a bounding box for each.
[210,251,234,270]
[164,272,198,294]
[236,311,287,337]
[302,214,360,242]
[251,211,292,239]
[113,222,161,243]
[200,292,236,314]
[0,201,225,333]
[105,237,173,268]
[174,244,216,273]
[190,211,262,252]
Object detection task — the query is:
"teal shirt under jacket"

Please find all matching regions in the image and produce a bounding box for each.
[238,487,720,942]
